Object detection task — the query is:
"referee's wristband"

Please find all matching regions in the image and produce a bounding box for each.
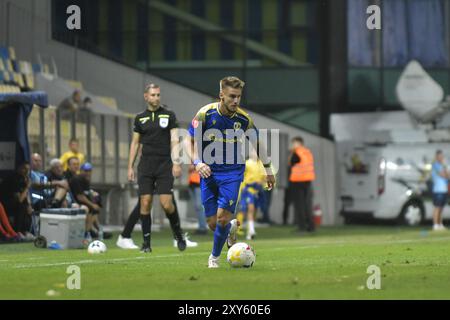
[193,159,202,167]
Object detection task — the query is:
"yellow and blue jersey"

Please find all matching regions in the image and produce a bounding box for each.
[189,102,259,216]
[188,102,258,175]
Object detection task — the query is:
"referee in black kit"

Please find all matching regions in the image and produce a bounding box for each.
[128,83,187,253]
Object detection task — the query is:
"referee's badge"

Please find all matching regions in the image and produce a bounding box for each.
[159,118,169,128]
[233,122,241,130]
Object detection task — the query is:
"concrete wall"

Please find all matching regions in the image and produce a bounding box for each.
[0,0,339,225]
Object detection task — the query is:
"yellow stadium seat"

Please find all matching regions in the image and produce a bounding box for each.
[13,73,25,88]
[25,74,34,89]
[65,80,84,90]
[8,47,16,60]
[6,60,13,72]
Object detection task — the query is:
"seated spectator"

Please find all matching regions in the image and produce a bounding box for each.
[29,153,69,210]
[58,90,82,120]
[0,162,34,241]
[60,139,85,172]
[0,202,20,242]
[45,158,72,208]
[64,156,81,181]
[69,162,103,242]
[77,97,92,123]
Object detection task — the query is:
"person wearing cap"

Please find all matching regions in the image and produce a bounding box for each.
[69,162,102,243]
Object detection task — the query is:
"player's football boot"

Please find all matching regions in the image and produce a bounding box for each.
[226,219,240,249]
[208,254,220,268]
[140,242,152,253]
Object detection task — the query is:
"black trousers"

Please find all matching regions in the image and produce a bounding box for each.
[290,181,314,231]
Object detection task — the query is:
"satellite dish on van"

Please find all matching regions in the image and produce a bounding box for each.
[396,60,448,123]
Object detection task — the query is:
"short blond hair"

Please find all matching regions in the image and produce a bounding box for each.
[220,76,245,91]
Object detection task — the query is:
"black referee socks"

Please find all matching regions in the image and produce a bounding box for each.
[140,214,151,244]
[165,208,182,239]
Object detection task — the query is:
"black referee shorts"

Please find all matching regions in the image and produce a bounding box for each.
[137,156,174,195]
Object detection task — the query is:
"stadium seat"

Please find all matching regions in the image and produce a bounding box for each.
[8,47,16,60]
[32,63,42,73]
[24,74,34,89]
[0,46,9,60]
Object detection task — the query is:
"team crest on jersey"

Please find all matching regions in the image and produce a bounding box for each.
[233,122,241,130]
[159,118,169,128]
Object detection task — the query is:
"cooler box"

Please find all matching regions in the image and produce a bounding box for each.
[39,208,86,249]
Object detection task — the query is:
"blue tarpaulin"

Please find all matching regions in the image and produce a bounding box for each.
[0,91,48,180]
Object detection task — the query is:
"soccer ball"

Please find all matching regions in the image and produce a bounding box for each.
[87,240,107,254]
[227,242,256,268]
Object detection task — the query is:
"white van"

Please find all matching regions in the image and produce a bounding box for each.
[332,60,450,226]
[338,141,450,225]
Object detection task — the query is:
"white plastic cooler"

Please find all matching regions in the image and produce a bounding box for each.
[39,208,86,249]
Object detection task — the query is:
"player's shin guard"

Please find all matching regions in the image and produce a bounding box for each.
[211,223,231,257]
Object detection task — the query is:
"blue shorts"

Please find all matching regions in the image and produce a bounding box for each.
[200,172,244,217]
[433,192,448,208]
[239,190,258,213]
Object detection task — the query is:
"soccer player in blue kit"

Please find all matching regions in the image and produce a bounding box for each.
[185,76,276,268]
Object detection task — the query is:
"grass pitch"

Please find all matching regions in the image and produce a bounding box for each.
[1,225,450,300]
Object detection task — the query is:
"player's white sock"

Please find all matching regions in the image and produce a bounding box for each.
[248,220,255,235]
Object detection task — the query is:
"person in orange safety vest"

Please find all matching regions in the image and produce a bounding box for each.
[288,136,316,233]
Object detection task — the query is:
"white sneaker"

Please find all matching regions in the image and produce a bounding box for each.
[116,235,139,249]
[208,254,220,268]
[433,224,445,231]
[439,224,447,231]
[173,233,198,248]
[246,233,255,241]
[24,232,36,241]
[227,219,239,248]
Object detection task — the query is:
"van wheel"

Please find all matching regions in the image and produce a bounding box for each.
[398,200,425,226]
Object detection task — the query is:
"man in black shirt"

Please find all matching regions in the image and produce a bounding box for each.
[128,83,189,253]
[0,163,33,238]
[70,162,102,242]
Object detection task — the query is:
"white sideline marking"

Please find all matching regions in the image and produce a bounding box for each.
[268,235,450,251]
[8,252,206,269]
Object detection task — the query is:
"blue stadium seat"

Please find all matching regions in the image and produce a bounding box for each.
[32,63,42,73]
[12,60,19,72]
[0,46,9,60]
